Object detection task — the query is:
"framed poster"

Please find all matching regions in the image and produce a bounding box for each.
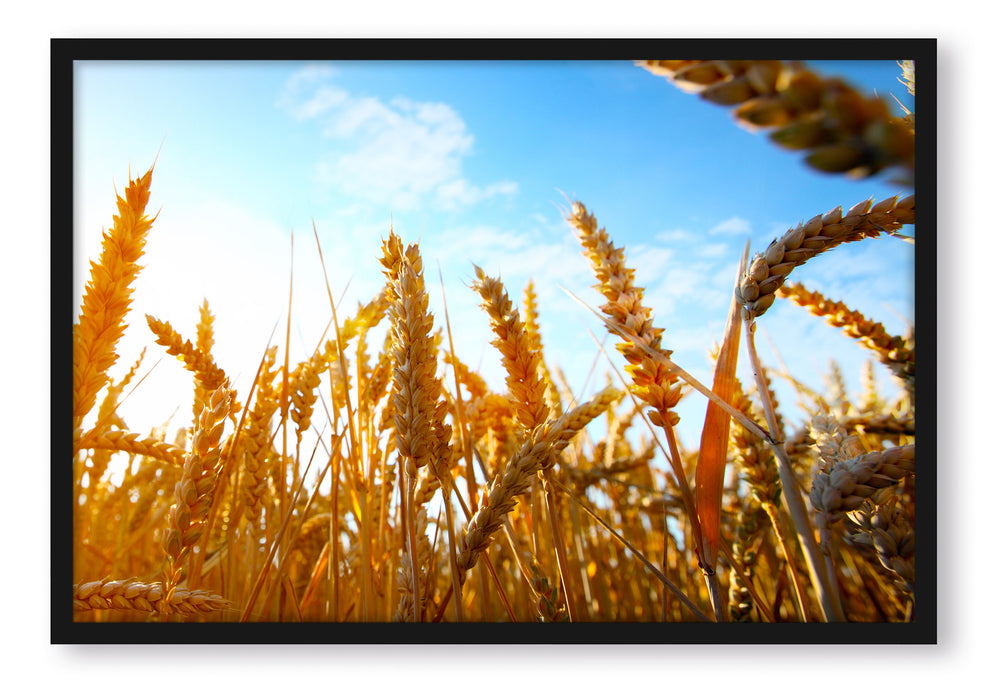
[55,38,934,643]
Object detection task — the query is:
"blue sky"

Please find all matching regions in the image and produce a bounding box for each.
[74,59,915,450]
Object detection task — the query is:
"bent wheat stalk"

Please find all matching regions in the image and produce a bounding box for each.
[735,195,915,319]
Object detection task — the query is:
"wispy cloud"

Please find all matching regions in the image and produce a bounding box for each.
[436,179,518,211]
[655,227,693,243]
[626,244,676,286]
[709,216,751,236]
[278,67,517,212]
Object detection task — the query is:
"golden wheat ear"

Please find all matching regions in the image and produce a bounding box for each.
[74,166,156,431]
[736,194,915,320]
[145,314,240,417]
[380,230,445,622]
[566,200,683,428]
[471,266,550,431]
[778,281,915,400]
[74,578,232,617]
[638,60,915,182]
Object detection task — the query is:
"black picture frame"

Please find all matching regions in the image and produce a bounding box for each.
[54,37,936,644]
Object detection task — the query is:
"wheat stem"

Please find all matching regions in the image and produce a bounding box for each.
[744,321,845,622]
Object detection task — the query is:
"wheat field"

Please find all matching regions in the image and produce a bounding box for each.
[70,59,919,628]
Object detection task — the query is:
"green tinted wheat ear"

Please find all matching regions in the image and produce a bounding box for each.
[74,166,156,431]
[639,60,914,181]
[735,194,915,319]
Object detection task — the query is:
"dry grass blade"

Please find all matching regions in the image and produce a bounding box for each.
[695,272,743,587]
[548,475,713,623]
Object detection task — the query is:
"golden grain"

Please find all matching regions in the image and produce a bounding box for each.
[73,59,917,624]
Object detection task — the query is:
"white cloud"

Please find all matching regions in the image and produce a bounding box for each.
[279,64,338,104]
[698,242,730,259]
[709,216,752,236]
[279,67,517,211]
[435,178,518,211]
[626,245,675,286]
[655,227,692,243]
[435,224,530,259]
